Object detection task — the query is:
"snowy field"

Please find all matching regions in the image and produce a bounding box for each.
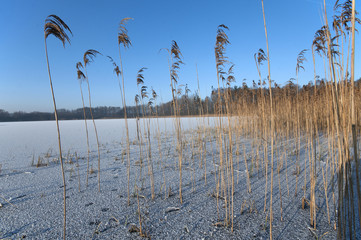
[0,118,339,239]
[0,118,218,169]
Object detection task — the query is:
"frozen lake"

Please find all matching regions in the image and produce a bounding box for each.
[0,116,341,239]
[0,117,220,169]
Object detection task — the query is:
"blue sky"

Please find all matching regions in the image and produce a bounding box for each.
[0,0,360,112]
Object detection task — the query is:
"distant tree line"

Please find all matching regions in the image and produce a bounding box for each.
[1,77,360,122]
[0,96,213,122]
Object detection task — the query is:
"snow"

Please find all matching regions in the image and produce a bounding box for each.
[0,117,339,239]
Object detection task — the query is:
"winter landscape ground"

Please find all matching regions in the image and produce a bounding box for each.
[0,118,346,239]
[1,1,361,239]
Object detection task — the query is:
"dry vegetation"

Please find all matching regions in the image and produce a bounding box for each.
[40,0,361,239]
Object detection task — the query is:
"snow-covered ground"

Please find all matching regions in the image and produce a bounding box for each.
[0,118,340,239]
[0,117,218,169]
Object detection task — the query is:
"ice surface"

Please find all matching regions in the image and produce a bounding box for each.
[0,117,220,169]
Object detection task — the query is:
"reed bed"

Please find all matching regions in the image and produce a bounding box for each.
[34,0,360,239]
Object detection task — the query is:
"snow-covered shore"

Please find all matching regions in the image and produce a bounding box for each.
[0,118,338,239]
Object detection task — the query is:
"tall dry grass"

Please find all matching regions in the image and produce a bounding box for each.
[44,14,72,240]
[41,1,361,238]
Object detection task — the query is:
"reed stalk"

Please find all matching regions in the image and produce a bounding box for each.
[44,15,72,240]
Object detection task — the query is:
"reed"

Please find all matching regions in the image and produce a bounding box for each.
[350,0,361,231]
[118,17,133,205]
[260,1,275,238]
[44,14,72,240]
[76,62,91,187]
[296,49,308,203]
[136,68,155,200]
[82,49,102,192]
[162,41,184,204]
[36,1,361,238]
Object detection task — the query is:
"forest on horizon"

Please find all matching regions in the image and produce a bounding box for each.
[1,77,360,122]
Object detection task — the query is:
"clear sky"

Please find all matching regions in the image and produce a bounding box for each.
[0,0,360,112]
